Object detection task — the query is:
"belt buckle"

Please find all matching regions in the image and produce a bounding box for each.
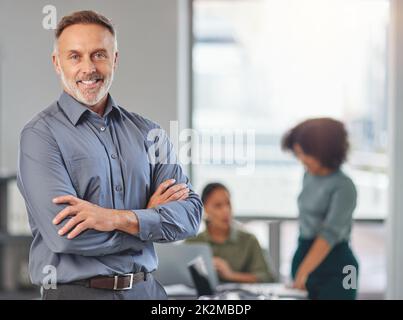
[113,273,134,290]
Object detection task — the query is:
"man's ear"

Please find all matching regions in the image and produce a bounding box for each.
[52,52,61,75]
[113,51,119,70]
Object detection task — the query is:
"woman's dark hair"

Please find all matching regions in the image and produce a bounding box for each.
[201,183,229,204]
[281,118,349,170]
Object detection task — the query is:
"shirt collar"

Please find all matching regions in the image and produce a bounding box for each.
[57,91,122,126]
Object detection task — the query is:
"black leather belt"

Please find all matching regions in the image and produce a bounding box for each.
[71,272,148,291]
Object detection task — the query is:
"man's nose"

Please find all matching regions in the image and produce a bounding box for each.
[81,56,96,74]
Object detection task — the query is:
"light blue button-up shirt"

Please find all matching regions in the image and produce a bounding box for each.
[17,91,202,285]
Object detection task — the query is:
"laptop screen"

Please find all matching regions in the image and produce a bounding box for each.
[187,256,215,297]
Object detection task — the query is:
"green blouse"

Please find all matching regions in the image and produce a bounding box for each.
[298,169,357,248]
[186,226,274,283]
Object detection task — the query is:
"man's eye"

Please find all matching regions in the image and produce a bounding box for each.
[94,52,106,59]
[70,55,79,60]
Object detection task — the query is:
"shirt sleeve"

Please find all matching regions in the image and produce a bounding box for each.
[132,127,203,242]
[318,179,357,248]
[17,126,146,256]
[245,235,275,283]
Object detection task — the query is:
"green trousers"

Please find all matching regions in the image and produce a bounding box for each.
[291,237,359,300]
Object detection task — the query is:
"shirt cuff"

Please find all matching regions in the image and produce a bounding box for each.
[119,231,146,254]
[132,209,162,241]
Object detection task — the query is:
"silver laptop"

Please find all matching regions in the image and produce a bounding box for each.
[153,242,219,288]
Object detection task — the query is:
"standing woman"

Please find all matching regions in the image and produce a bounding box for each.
[282,118,359,300]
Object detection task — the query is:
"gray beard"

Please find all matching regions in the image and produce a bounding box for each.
[59,69,114,106]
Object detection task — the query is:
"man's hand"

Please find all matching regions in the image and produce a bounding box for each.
[213,257,234,281]
[147,179,189,209]
[52,195,133,239]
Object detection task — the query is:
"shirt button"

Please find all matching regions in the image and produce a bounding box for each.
[100,126,106,132]
[111,153,117,159]
[115,185,122,192]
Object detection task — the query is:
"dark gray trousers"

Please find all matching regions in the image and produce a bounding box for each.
[41,273,168,300]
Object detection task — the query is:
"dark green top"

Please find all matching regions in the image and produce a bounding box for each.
[298,169,357,248]
[186,226,274,283]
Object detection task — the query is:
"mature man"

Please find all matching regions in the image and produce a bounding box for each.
[17,10,202,300]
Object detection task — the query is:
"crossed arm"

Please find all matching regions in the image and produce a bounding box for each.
[17,127,202,257]
[52,179,190,239]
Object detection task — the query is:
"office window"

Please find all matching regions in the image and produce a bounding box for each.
[192,0,389,295]
[192,0,389,220]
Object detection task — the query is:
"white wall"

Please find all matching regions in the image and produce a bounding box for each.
[0,0,190,172]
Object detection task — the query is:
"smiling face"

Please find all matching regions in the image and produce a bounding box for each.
[52,23,118,107]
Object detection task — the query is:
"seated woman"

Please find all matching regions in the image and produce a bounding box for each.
[186,183,274,283]
[282,118,359,300]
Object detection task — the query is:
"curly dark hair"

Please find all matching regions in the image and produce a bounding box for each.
[281,118,349,170]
